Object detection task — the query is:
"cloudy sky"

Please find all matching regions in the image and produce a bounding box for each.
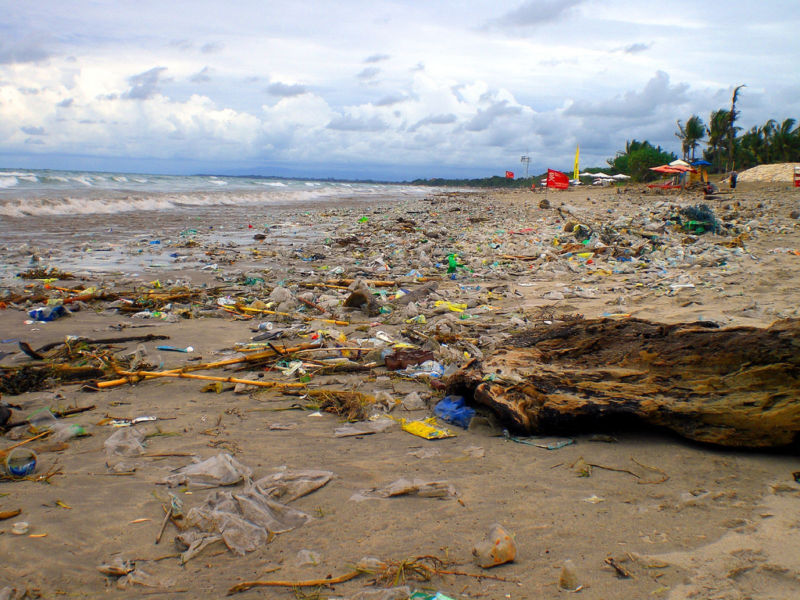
[1,1,799,180]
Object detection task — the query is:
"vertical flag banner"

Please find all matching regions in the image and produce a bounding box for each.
[574,145,580,181]
[546,169,570,189]
[505,171,514,179]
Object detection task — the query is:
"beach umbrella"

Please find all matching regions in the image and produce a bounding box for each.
[612,174,630,180]
[669,159,692,168]
[589,172,613,179]
[650,165,681,173]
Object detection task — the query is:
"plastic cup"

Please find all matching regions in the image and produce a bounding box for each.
[5,447,37,477]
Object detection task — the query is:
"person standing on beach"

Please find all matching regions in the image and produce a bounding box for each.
[730,170,738,189]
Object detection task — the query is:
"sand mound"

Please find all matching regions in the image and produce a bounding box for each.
[737,162,800,183]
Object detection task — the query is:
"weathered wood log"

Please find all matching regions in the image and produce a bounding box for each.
[447,318,800,448]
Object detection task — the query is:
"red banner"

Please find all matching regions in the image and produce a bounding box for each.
[546,169,569,189]
[505,171,514,179]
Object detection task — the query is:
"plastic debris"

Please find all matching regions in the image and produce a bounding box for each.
[472,523,516,568]
[164,453,252,488]
[397,417,455,440]
[433,395,475,428]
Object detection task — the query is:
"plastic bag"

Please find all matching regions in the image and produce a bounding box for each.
[252,469,334,502]
[434,396,475,428]
[104,427,145,458]
[184,487,311,556]
[164,452,252,488]
[353,478,456,501]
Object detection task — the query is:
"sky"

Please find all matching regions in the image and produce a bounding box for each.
[1,0,799,180]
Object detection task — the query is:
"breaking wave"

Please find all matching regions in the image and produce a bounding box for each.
[0,168,428,217]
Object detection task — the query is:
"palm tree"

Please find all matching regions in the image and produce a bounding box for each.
[705,109,730,172]
[727,84,746,169]
[684,115,705,160]
[771,118,798,162]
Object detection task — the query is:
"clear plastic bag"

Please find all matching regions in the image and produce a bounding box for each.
[164,453,252,488]
[104,427,145,458]
[252,469,334,502]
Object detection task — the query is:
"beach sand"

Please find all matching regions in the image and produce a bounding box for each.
[1,183,799,599]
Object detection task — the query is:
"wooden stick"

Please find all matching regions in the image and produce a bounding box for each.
[605,557,633,579]
[238,305,349,326]
[113,371,307,388]
[0,431,51,460]
[97,343,321,389]
[155,505,172,544]
[227,570,362,594]
[297,296,329,314]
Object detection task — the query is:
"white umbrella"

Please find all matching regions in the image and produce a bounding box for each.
[589,172,613,179]
[612,174,631,180]
[669,159,691,168]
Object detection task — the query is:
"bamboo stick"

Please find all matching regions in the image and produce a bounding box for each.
[112,371,307,388]
[97,343,321,389]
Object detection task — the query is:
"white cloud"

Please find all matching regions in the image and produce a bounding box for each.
[0,1,798,177]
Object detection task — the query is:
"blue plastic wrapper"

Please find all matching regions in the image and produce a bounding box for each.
[28,305,67,322]
[434,395,475,429]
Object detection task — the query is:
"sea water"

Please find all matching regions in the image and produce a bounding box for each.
[0,168,427,217]
[0,168,430,277]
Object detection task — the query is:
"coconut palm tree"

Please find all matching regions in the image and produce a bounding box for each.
[676,115,705,160]
[771,118,798,162]
[705,109,730,172]
[727,84,746,169]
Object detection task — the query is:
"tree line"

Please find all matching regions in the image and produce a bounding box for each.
[615,85,799,181]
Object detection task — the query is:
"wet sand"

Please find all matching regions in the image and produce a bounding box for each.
[1,184,799,599]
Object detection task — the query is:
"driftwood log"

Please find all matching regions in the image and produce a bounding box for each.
[447,318,800,448]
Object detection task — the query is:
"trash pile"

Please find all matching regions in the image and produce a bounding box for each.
[2,188,800,597]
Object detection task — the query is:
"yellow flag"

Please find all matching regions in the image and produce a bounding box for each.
[574,144,580,181]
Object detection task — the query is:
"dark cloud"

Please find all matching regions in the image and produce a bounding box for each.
[488,0,584,28]
[364,53,390,63]
[57,98,74,108]
[201,42,224,54]
[190,66,212,83]
[565,71,689,119]
[327,115,387,132]
[0,35,52,65]
[21,126,45,135]
[124,67,169,100]
[465,101,522,132]
[357,66,380,80]
[266,81,307,97]
[623,42,652,54]
[409,113,457,131]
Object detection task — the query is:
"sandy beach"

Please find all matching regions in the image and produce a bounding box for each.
[1,182,800,600]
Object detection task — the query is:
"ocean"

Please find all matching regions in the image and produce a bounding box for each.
[0,168,427,218]
[0,168,431,278]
